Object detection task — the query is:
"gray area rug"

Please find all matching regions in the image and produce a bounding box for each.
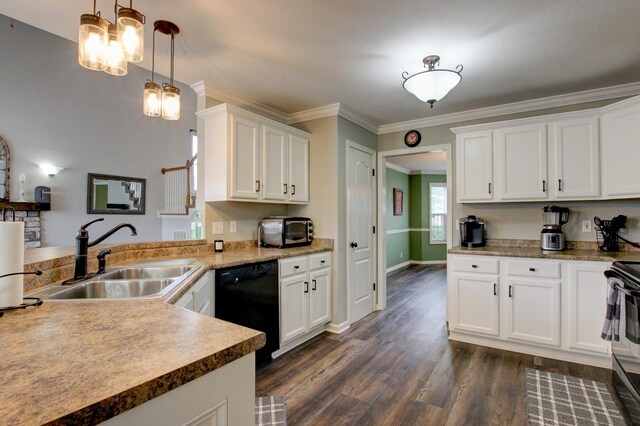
[526,368,625,425]
[256,395,287,426]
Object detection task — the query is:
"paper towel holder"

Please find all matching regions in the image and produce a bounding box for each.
[2,207,16,222]
[0,271,43,316]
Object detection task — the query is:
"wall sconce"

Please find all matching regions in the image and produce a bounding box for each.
[39,165,64,177]
[143,20,181,120]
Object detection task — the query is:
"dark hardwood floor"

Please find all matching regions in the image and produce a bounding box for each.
[256,264,612,425]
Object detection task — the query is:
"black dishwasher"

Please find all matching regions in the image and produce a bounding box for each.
[215,261,279,363]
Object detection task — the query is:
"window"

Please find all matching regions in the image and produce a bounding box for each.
[429,182,447,244]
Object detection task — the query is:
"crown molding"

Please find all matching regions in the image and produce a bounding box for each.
[385,162,411,175]
[336,104,379,134]
[286,103,341,124]
[377,81,640,134]
[190,80,289,123]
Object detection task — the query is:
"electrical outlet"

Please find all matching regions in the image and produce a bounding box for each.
[212,221,224,235]
[230,221,237,233]
[582,220,592,233]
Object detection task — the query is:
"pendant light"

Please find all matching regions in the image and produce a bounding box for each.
[104,23,127,76]
[402,55,463,108]
[116,0,145,62]
[78,0,108,71]
[143,27,161,117]
[144,20,181,121]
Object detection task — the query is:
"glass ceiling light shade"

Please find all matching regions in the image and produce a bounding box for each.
[78,2,108,71]
[104,23,127,76]
[143,81,162,117]
[116,1,145,62]
[161,83,181,120]
[144,20,181,121]
[402,55,463,108]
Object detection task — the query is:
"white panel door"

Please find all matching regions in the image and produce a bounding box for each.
[262,125,287,201]
[309,268,331,328]
[229,114,261,200]
[347,142,376,324]
[450,274,500,336]
[456,131,494,202]
[551,117,600,199]
[602,98,640,197]
[506,278,560,346]
[288,135,309,203]
[566,262,609,354]
[496,124,548,200]
[280,275,308,344]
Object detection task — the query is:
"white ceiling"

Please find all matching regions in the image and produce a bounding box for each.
[2,1,640,126]
[387,152,447,174]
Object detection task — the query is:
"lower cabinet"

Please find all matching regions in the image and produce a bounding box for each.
[279,252,332,347]
[448,254,610,367]
[175,271,214,317]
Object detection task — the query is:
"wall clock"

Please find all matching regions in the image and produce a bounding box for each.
[404,130,421,147]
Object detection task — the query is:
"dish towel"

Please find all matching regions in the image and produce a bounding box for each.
[601,276,623,341]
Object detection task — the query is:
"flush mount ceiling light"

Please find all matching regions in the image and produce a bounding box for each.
[78,0,145,76]
[143,20,181,121]
[402,55,463,108]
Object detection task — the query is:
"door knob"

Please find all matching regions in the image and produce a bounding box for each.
[350,242,358,248]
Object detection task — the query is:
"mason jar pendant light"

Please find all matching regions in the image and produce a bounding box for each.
[78,0,108,71]
[116,0,145,62]
[144,20,181,121]
[104,23,127,76]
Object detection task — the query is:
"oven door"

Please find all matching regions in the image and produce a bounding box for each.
[284,220,309,246]
[609,268,640,423]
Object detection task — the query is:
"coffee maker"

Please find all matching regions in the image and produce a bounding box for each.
[540,205,570,251]
[459,215,485,248]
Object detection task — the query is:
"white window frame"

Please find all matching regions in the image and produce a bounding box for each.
[429,182,447,245]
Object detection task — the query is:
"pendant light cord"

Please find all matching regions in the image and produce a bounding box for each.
[151,27,156,82]
[170,33,175,86]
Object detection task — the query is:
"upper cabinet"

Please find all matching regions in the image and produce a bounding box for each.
[601,96,640,198]
[451,96,638,203]
[198,104,310,204]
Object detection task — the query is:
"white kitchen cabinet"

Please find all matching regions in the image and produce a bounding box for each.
[565,261,609,354]
[495,124,548,201]
[505,278,561,347]
[456,131,494,202]
[550,117,600,199]
[175,271,215,317]
[198,104,310,204]
[279,252,332,346]
[449,274,500,336]
[601,96,640,198]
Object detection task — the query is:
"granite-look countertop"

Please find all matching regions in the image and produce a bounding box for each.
[3,239,334,425]
[448,240,640,263]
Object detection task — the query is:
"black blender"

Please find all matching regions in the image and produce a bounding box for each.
[540,205,570,251]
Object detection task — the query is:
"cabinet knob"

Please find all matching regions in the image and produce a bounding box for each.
[351,242,358,248]
[321,260,326,264]
[294,265,300,269]
[529,267,536,272]
[471,264,478,268]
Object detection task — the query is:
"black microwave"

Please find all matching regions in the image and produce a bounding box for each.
[260,216,313,248]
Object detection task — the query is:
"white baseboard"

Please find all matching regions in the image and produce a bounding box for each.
[326,321,350,334]
[386,260,446,273]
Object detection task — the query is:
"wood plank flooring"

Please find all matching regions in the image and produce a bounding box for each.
[256,264,613,425]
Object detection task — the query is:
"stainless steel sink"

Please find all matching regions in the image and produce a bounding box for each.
[45,263,200,300]
[98,266,196,280]
[48,279,176,299]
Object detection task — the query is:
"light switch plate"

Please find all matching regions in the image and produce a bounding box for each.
[212,221,224,235]
[230,221,237,233]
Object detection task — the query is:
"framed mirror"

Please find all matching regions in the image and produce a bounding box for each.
[87,173,146,215]
[0,137,10,201]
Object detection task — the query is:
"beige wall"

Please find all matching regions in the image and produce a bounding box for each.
[377,98,640,245]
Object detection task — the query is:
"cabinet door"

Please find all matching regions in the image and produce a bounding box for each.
[280,274,308,343]
[602,98,640,197]
[230,114,261,200]
[566,262,609,354]
[506,278,560,346]
[456,131,494,202]
[288,135,309,203]
[262,125,288,201]
[496,124,548,200]
[450,274,500,336]
[551,117,600,199]
[309,268,331,328]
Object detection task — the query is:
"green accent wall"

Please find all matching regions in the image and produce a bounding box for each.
[409,174,447,262]
[386,168,410,268]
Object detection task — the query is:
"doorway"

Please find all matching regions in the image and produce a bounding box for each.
[376,144,453,310]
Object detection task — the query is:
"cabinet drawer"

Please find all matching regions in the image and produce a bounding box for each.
[451,257,499,274]
[280,256,308,277]
[309,252,331,270]
[506,259,561,278]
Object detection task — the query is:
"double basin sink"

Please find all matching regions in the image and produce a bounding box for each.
[46,260,200,300]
